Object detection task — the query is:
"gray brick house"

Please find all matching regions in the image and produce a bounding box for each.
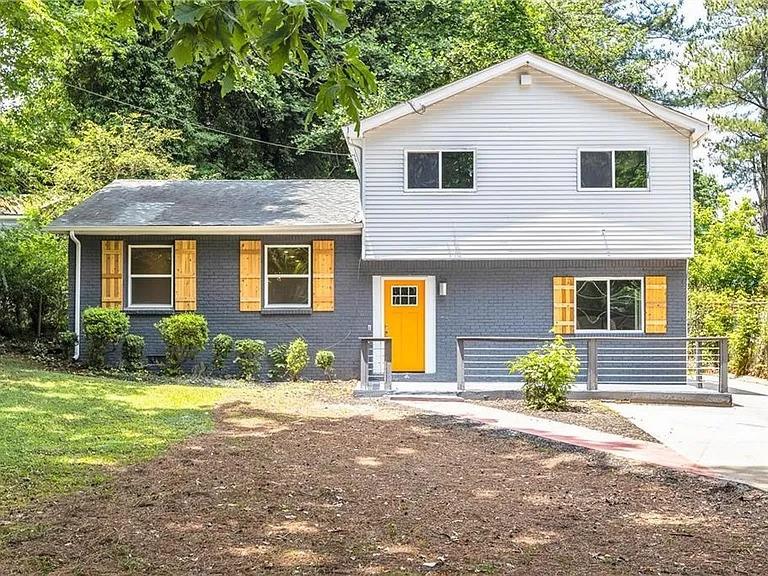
[48,53,708,381]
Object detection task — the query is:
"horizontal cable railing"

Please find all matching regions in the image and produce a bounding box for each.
[456,336,728,393]
[359,337,392,391]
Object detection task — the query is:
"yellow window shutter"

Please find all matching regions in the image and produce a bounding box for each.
[312,240,335,312]
[101,240,123,309]
[174,240,197,310]
[240,240,262,311]
[645,275,667,334]
[553,276,575,334]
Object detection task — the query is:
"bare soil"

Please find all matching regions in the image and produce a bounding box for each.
[482,399,659,443]
[1,390,766,575]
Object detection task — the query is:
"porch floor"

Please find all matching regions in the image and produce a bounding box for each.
[355,379,732,406]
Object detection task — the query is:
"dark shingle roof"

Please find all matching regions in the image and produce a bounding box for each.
[47,179,362,231]
[0,195,24,215]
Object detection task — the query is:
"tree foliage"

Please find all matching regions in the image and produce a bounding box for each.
[36,114,194,220]
[684,0,768,230]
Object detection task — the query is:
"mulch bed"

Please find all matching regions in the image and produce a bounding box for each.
[483,399,659,443]
[1,398,766,575]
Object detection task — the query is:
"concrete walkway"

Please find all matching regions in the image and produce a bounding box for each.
[611,375,768,491]
[394,398,717,480]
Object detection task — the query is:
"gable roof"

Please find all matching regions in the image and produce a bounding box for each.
[46,179,362,234]
[343,52,708,143]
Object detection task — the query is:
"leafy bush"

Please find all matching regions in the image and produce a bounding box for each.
[315,350,335,380]
[0,217,68,338]
[154,313,209,375]
[122,334,145,371]
[508,336,580,411]
[730,306,760,376]
[212,333,234,373]
[286,338,309,381]
[57,330,78,360]
[268,343,289,381]
[82,307,130,368]
[234,339,266,380]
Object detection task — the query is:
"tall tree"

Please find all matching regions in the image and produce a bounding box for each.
[684,0,768,231]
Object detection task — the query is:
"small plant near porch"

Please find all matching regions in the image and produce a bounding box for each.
[508,336,580,411]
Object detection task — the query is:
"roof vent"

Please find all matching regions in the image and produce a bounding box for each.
[520,73,532,86]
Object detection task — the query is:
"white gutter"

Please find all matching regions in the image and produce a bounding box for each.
[69,231,81,360]
[46,223,363,235]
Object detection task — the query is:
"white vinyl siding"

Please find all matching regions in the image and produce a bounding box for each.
[360,68,692,260]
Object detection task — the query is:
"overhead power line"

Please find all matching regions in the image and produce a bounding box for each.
[62,81,350,158]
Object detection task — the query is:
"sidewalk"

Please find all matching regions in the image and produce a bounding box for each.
[394,398,718,480]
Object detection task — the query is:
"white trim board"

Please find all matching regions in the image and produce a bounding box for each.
[45,224,363,235]
[371,275,436,374]
[344,52,708,143]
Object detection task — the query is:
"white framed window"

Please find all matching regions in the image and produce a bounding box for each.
[391,285,418,306]
[578,149,649,190]
[404,149,475,191]
[128,245,174,308]
[264,245,311,308]
[575,277,643,332]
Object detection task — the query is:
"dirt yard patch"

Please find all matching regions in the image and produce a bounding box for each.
[481,399,658,442]
[1,391,766,575]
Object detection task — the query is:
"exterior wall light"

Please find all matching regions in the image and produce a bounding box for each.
[438,282,447,296]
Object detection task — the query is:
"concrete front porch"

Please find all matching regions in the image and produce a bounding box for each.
[354,380,733,406]
[358,336,732,406]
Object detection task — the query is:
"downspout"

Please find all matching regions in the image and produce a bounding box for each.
[347,140,365,260]
[69,231,81,360]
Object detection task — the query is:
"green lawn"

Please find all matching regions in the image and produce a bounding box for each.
[0,357,234,513]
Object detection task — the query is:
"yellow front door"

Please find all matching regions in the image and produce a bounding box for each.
[384,279,425,372]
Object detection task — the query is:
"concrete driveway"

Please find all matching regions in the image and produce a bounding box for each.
[612,377,768,491]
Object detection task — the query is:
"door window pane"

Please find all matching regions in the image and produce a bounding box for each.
[131,247,172,275]
[615,150,648,188]
[610,279,642,330]
[580,151,612,188]
[131,277,172,306]
[407,152,439,189]
[267,246,309,275]
[576,280,608,330]
[442,151,474,189]
[267,277,309,305]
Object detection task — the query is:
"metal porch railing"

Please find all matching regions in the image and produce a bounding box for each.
[456,336,729,393]
[359,337,392,391]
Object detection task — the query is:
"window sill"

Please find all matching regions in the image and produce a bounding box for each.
[260,307,312,316]
[124,307,174,315]
[577,187,650,193]
[403,188,476,193]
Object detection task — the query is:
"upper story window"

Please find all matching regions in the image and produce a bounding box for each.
[405,150,475,191]
[128,245,173,308]
[579,149,648,190]
[576,278,643,332]
[265,245,311,308]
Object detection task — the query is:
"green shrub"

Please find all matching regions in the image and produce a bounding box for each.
[730,306,760,376]
[154,313,209,375]
[57,330,78,360]
[286,338,309,381]
[234,339,266,380]
[315,350,335,380]
[122,334,145,371]
[508,336,580,411]
[82,307,130,368]
[268,343,289,381]
[212,333,234,373]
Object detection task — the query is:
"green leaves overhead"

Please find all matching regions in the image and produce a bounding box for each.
[105,0,377,128]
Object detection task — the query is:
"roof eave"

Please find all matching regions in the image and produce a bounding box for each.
[46,223,364,236]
